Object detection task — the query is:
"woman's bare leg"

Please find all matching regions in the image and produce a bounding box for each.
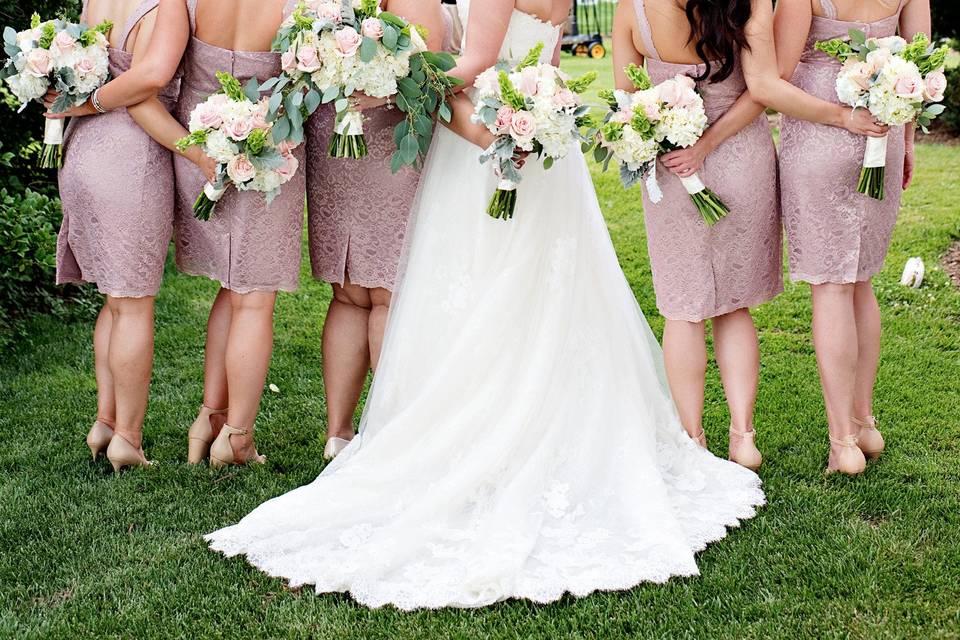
[105,296,156,449]
[852,280,881,419]
[368,287,392,373]
[321,281,371,441]
[202,287,232,414]
[712,309,760,438]
[663,318,708,444]
[93,303,116,426]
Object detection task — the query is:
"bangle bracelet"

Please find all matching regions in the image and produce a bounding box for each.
[91,88,108,114]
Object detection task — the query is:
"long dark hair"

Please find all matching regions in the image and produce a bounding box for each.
[684,0,753,83]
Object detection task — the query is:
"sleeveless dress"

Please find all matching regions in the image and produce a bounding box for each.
[632,0,782,322]
[305,102,418,290]
[206,2,764,610]
[779,0,906,284]
[173,0,306,294]
[57,0,179,298]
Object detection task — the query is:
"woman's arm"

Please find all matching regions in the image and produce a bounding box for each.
[387,0,445,51]
[45,0,189,118]
[741,0,886,136]
[898,0,931,189]
[773,0,811,81]
[611,0,644,91]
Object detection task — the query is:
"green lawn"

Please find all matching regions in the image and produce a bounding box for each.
[2,57,960,638]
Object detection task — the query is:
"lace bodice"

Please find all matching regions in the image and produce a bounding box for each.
[457,0,561,65]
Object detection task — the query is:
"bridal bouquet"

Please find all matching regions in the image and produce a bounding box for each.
[0,13,112,168]
[593,64,729,226]
[816,30,949,200]
[176,72,301,221]
[266,0,460,166]
[472,43,595,220]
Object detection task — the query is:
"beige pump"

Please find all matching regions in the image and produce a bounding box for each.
[728,426,762,471]
[106,433,152,473]
[852,415,885,460]
[826,434,866,476]
[209,424,266,469]
[86,420,114,459]
[187,406,229,464]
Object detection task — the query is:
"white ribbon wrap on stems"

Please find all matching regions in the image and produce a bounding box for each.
[204,182,227,202]
[645,162,663,204]
[863,134,888,169]
[680,173,706,196]
[43,118,64,145]
[335,110,364,136]
[497,178,517,191]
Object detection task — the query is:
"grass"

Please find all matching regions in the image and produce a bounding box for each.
[2,54,960,639]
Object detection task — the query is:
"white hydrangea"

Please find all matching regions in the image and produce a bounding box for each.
[609,126,660,171]
[204,130,240,164]
[656,106,708,149]
[5,72,48,104]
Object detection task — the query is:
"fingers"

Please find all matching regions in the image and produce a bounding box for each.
[43,112,67,120]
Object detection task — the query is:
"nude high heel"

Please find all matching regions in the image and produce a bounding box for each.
[106,433,152,473]
[323,436,353,460]
[852,416,884,460]
[187,406,229,464]
[729,425,762,471]
[826,435,866,476]
[86,420,114,459]
[688,428,707,448]
[209,424,266,469]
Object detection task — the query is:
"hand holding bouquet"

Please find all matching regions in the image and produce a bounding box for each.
[176,72,301,221]
[816,29,949,200]
[593,64,729,226]
[472,43,595,220]
[1,13,112,168]
[266,0,460,166]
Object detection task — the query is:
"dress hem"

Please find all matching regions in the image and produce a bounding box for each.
[657,284,785,323]
[175,264,299,294]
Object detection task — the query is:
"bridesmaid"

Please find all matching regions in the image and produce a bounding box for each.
[175,0,306,468]
[775,0,930,474]
[47,0,212,472]
[612,0,885,471]
[305,0,445,459]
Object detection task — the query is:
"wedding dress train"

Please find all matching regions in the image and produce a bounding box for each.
[206,1,764,610]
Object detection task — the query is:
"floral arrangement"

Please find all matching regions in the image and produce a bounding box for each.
[816,29,949,200]
[1,13,112,168]
[265,0,460,166]
[593,64,729,226]
[176,72,301,221]
[472,43,595,220]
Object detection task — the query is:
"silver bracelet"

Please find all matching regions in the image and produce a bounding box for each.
[91,88,109,114]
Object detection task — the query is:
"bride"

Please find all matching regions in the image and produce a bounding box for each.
[206,0,765,609]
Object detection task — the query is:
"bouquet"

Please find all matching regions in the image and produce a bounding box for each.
[816,30,949,200]
[266,0,461,166]
[472,43,595,220]
[593,64,729,226]
[176,72,301,221]
[1,13,112,168]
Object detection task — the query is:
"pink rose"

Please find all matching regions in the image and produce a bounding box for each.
[251,106,270,131]
[281,50,297,74]
[866,48,892,74]
[334,27,362,57]
[73,57,96,76]
[224,116,254,141]
[226,154,257,184]
[494,105,515,133]
[209,94,229,109]
[658,80,683,107]
[518,67,540,96]
[296,44,322,72]
[24,48,52,77]
[361,17,384,40]
[276,153,299,181]
[198,104,223,129]
[51,31,76,55]
[675,74,696,90]
[552,88,577,110]
[643,102,660,121]
[846,60,873,90]
[276,139,298,156]
[509,110,536,141]
[316,3,342,24]
[893,73,921,99]
[923,70,947,102]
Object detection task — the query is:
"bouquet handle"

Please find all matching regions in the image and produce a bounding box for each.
[680,171,730,227]
[40,119,65,169]
[858,134,888,200]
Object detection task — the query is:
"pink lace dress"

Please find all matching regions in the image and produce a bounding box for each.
[306,104,420,291]
[779,0,906,284]
[173,0,305,294]
[632,0,782,322]
[57,0,179,298]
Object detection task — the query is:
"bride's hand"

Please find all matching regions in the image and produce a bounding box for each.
[661,141,712,178]
[844,108,888,137]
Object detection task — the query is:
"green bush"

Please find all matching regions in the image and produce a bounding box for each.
[937,66,960,135]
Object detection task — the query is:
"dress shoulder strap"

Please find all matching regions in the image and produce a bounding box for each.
[119,0,160,51]
[632,0,661,61]
[818,0,839,19]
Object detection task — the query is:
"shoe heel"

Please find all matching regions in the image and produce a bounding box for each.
[187,406,227,464]
[106,433,151,474]
[188,438,212,465]
[86,420,114,460]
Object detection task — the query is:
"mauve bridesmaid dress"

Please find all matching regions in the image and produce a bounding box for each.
[173,0,305,294]
[305,104,420,291]
[633,0,782,322]
[57,0,179,298]
[779,0,907,284]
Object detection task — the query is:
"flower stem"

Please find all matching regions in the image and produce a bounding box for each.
[39,143,62,170]
[329,133,368,159]
[487,188,518,220]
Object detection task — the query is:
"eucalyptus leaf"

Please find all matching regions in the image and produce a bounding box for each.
[359,36,377,63]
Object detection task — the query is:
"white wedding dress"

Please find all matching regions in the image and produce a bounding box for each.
[206,1,765,610]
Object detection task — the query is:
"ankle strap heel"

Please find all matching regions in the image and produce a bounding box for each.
[729,426,762,471]
[827,435,866,476]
